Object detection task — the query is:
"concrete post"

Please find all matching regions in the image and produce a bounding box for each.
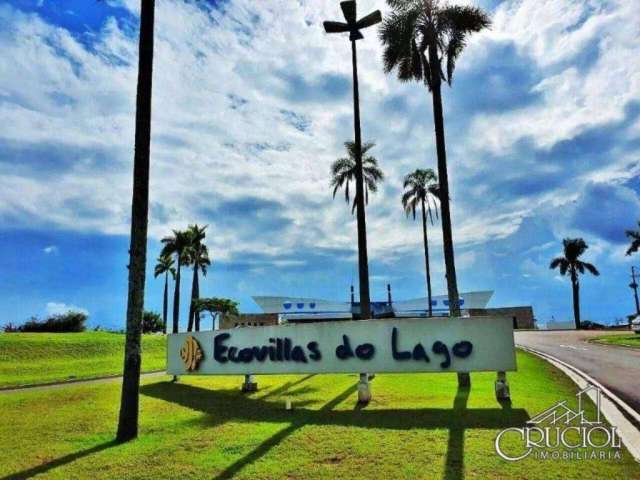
[242,374,258,392]
[458,372,470,387]
[495,371,510,400]
[358,373,371,403]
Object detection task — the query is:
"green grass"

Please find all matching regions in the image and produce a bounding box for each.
[0,332,166,387]
[1,350,638,479]
[590,333,640,349]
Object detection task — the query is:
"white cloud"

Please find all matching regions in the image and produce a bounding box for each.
[0,0,638,270]
[470,0,639,153]
[45,302,89,316]
[43,245,58,254]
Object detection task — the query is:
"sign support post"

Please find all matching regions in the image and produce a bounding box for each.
[242,374,257,392]
[495,371,510,400]
[358,373,371,403]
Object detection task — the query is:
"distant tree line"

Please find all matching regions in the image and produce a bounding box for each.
[2,310,164,334]
[3,311,87,333]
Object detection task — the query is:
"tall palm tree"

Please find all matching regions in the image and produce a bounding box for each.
[160,229,190,334]
[331,141,384,215]
[380,1,490,319]
[154,254,175,334]
[625,222,640,255]
[550,238,600,330]
[117,0,156,443]
[185,224,211,332]
[402,168,439,317]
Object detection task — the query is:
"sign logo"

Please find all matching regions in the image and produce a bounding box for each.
[180,335,203,371]
[495,385,622,461]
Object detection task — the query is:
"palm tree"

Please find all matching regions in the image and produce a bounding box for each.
[331,141,384,215]
[160,229,191,334]
[402,168,439,317]
[625,222,640,255]
[185,224,211,332]
[550,238,600,330]
[117,0,156,443]
[154,254,175,334]
[380,1,490,319]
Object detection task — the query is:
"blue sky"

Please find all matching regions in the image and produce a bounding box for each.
[1,0,639,329]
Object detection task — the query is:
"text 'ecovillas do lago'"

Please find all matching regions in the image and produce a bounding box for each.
[212,327,473,366]
[167,317,517,376]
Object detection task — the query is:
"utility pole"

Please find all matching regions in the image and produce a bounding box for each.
[324,1,381,320]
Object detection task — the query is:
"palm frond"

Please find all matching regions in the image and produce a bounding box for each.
[425,199,434,225]
[401,190,415,208]
[550,257,567,272]
[625,226,640,255]
[382,0,489,89]
[445,28,465,84]
[331,157,353,176]
[551,238,598,282]
[379,7,423,81]
[582,262,599,276]
[361,142,376,156]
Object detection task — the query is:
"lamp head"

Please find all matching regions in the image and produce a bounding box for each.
[340,1,357,24]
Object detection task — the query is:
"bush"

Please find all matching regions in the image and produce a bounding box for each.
[580,320,605,330]
[142,311,164,334]
[19,311,87,333]
[2,322,20,333]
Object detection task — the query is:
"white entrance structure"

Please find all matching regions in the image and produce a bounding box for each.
[252,290,494,322]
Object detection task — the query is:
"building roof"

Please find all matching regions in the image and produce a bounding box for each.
[252,290,494,316]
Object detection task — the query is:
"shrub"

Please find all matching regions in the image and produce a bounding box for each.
[2,322,20,333]
[20,311,87,333]
[142,311,164,334]
[580,320,605,330]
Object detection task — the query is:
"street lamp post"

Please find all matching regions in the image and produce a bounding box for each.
[323,1,381,320]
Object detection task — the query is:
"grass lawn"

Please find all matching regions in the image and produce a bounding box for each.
[590,333,640,349]
[0,332,166,387]
[1,350,638,479]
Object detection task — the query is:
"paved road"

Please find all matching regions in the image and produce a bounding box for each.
[515,330,640,413]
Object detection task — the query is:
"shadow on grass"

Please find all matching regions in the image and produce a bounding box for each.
[212,383,359,480]
[1,440,118,480]
[140,380,529,480]
[444,385,469,480]
[258,374,316,401]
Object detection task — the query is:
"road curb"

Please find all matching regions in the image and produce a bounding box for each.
[517,345,640,462]
[586,338,640,351]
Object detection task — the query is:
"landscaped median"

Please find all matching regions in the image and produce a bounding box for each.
[0,332,166,388]
[589,333,640,349]
[1,350,639,479]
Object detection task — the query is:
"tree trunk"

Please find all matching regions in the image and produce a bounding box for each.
[428,42,467,387]
[194,269,200,331]
[421,200,433,317]
[572,279,581,330]
[350,39,371,320]
[162,271,168,334]
[172,260,181,334]
[428,42,460,318]
[116,0,155,443]
[188,265,200,332]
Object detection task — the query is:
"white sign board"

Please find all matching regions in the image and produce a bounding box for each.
[167,316,516,375]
